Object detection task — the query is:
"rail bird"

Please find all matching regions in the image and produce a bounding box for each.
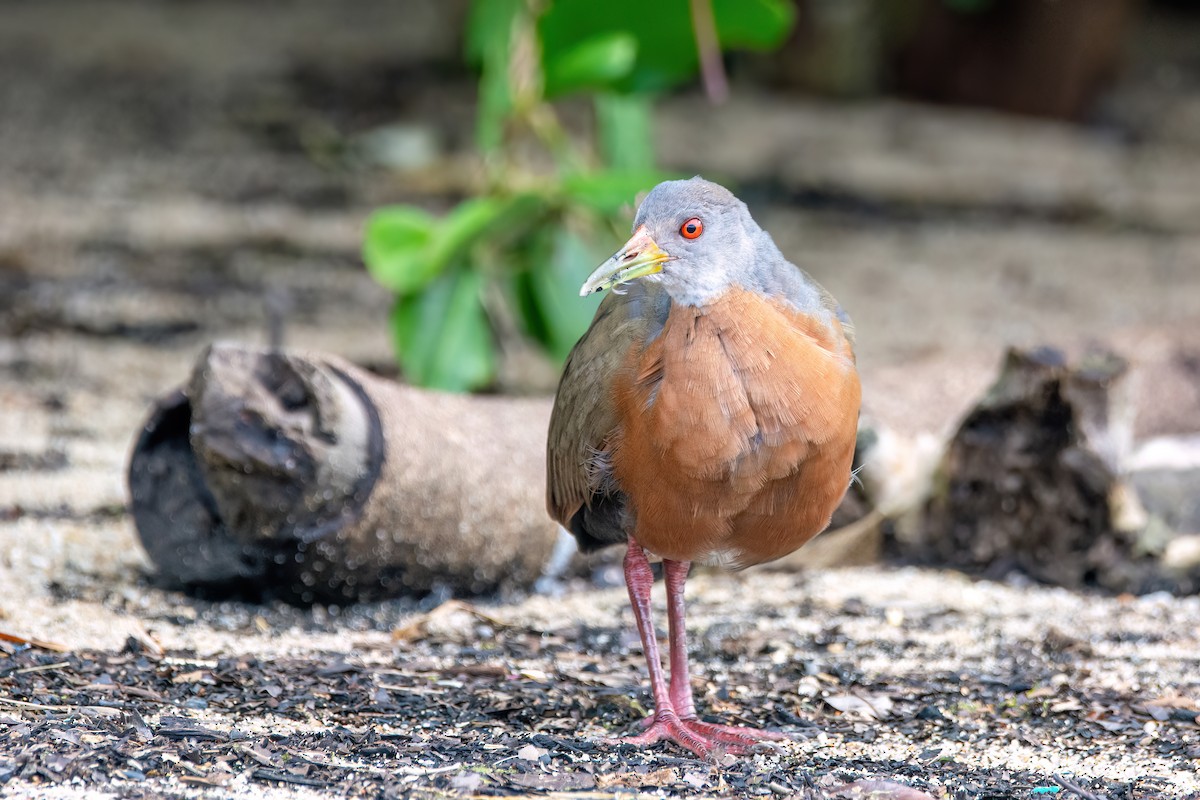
[547,177,861,757]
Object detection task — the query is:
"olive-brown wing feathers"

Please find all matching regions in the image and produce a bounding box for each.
[545,284,669,548]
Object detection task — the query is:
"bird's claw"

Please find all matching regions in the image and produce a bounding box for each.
[608,711,789,759]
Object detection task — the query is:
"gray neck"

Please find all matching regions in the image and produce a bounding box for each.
[664,229,828,321]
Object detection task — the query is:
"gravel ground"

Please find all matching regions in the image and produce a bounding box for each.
[2,523,1199,798]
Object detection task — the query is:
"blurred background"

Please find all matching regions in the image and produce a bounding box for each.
[2,0,1200,596]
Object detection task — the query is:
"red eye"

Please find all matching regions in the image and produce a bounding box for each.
[680,218,703,239]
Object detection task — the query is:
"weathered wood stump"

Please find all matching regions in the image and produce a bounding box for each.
[917,346,1200,594]
[128,343,561,603]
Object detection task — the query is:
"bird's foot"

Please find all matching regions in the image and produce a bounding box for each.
[675,716,788,748]
[609,711,785,759]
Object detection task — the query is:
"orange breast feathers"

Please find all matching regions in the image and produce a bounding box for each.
[609,287,861,568]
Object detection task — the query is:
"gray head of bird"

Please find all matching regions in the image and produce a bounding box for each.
[580,177,775,307]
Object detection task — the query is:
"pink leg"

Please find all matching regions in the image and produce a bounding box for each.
[663,558,697,714]
[609,541,713,757]
[606,542,785,758]
[662,559,785,746]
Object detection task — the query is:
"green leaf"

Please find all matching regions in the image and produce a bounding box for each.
[362,206,438,294]
[390,268,496,392]
[943,0,995,13]
[711,0,795,49]
[517,227,605,362]
[562,169,673,215]
[594,92,654,171]
[476,54,511,153]
[465,0,523,64]
[429,193,548,274]
[543,32,637,97]
[506,229,557,346]
[364,192,551,302]
[539,0,794,94]
[431,197,509,269]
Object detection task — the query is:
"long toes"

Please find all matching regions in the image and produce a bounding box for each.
[604,714,713,759]
[682,719,789,747]
[658,715,714,758]
[606,714,792,759]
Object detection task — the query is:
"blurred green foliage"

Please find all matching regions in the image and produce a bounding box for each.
[363,0,793,392]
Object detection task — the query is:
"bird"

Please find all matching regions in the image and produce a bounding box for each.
[546,177,862,757]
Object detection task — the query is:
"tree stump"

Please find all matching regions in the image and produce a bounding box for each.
[918,346,1199,594]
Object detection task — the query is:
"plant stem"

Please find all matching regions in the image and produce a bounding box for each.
[689,0,728,104]
[526,103,582,173]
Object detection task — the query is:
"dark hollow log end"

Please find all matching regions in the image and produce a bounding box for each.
[127,388,386,604]
[128,390,273,594]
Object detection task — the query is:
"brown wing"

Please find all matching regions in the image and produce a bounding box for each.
[546,283,669,537]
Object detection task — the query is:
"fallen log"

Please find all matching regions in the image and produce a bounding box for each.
[128,343,561,603]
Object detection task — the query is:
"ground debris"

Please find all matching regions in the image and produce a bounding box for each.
[1,617,1197,799]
